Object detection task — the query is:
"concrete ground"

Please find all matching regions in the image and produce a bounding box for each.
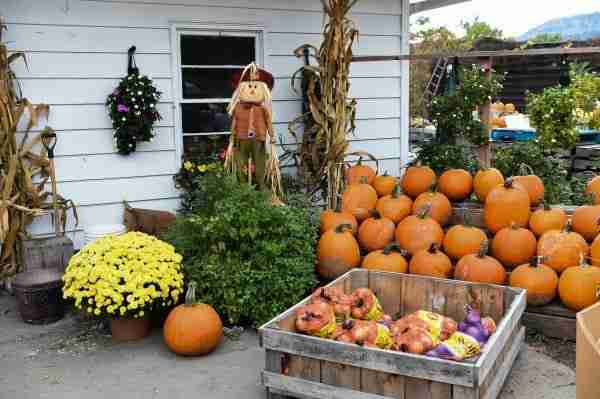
[0,293,575,399]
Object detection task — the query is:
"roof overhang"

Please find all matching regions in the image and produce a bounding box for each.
[410,0,471,14]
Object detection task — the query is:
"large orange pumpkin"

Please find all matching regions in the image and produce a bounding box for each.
[509,256,559,306]
[558,259,600,311]
[473,168,504,203]
[571,203,600,242]
[491,223,537,269]
[537,222,589,274]
[362,244,408,273]
[454,241,507,285]
[443,222,487,261]
[320,204,358,235]
[586,176,600,205]
[317,224,361,280]
[375,185,413,224]
[591,234,600,267]
[346,158,376,185]
[409,244,453,278]
[484,178,531,234]
[438,169,473,202]
[395,206,444,255]
[401,165,436,198]
[513,166,545,206]
[529,203,567,238]
[412,191,452,226]
[163,282,223,356]
[373,172,397,197]
[358,210,395,252]
[341,177,378,223]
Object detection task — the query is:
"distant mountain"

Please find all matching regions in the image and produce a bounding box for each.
[520,12,600,41]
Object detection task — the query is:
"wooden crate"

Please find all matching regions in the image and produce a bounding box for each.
[523,301,576,341]
[260,269,526,399]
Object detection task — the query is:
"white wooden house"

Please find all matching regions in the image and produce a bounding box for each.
[3,0,465,248]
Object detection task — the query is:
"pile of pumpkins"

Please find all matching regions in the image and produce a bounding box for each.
[318,161,600,313]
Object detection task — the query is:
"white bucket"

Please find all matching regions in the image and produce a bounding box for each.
[83,224,127,246]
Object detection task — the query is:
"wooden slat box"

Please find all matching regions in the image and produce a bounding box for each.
[260,269,526,399]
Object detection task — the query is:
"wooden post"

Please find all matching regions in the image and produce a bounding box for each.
[478,57,493,168]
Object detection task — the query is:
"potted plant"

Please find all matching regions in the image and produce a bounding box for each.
[62,232,184,342]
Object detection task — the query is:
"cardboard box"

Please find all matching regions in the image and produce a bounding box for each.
[576,302,600,399]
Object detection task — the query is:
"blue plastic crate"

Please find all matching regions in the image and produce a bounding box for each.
[490,129,536,142]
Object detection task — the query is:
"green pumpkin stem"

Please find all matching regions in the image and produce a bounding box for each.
[369,209,381,219]
[477,240,489,258]
[335,223,354,234]
[417,204,432,219]
[504,178,515,189]
[383,243,407,257]
[185,281,198,306]
[509,221,520,230]
[391,184,401,199]
[359,176,369,184]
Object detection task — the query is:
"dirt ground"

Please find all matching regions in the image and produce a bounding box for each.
[526,330,576,370]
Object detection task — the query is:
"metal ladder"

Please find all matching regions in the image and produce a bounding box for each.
[424,57,449,106]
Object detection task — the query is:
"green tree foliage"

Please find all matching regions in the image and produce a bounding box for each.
[527,32,563,44]
[461,18,504,44]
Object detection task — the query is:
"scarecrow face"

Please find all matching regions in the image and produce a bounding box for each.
[238,81,267,103]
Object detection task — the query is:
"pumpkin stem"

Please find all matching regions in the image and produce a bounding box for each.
[504,178,515,189]
[564,219,573,233]
[463,210,473,227]
[530,256,544,268]
[335,223,354,234]
[368,209,381,219]
[359,176,369,184]
[477,240,489,258]
[383,243,406,256]
[417,204,432,219]
[356,157,363,166]
[382,170,389,177]
[428,243,440,254]
[509,221,521,230]
[391,184,401,199]
[185,281,198,306]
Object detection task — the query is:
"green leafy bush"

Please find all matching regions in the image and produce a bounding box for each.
[165,175,318,327]
[416,142,479,175]
[527,86,578,149]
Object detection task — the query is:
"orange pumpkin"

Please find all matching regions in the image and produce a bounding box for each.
[346,158,376,185]
[513,166,545,206]
[358,210,395,252]
[409,244,453,279]
[163,282,223,356]
[341,177,378,223]
[443,222,487,261]
[395,205,444,255]
[317,224,361,280]
[401,165,436,199]
[571,203,600,242]
[320,204,358,235]
[375,185,413,224]
[437,169,473,202]
[491,223,537,269]
[509,256,558,306]
[591,234,600,267]
[412,191,452,226]
[529,203,567,238]
[484,178,531,234]
[362,244,408,273]
[373,172,397,197]
[473,168,504,203]
[558,258,600,311]
[454,241,507,285]
[537,222,589,274]
[586,176,600,205]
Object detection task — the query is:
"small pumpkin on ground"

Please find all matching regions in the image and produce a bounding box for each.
[473,168,504,203]
[571,200,600,242]
[529,203,567,238]
[454,240,507,285]
[358,210,395,252]
[409,244,453,279]
[537,221,589,274]
[412,190,452,226]
[163,281,223,356]
[375,185,413,224]
[509,256,559,306]
[484,178,531,234]
[491,222,537,269]
[345,158,376,185]
[341,177,378,223]
[438,169,473,202]
[513,164,545,206]
[443,218,487,261]
[586,176,600,205]
[319,203,358,235]
[401,165,436,199]
[317,224,361,280]
[373,171,397,197]
[558,257,600,311]
[395,205,444,255]
[362,243,408,273]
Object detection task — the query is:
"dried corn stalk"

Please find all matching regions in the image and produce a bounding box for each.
[0,21,77,277]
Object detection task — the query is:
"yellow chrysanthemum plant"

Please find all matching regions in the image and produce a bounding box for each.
[62,232,184,319]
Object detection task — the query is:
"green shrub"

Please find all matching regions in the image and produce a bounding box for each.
[165,175,318,327]
[416,142,479,175]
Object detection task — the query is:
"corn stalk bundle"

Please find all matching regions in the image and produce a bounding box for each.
[0,21,77,278]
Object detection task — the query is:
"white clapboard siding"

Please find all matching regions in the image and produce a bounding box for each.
[273,77,401,101]
[269,33,401,56]
[347,139,401,160]
[275,118,402,144]
[270,56,402,79]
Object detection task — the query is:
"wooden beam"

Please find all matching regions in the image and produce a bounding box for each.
[410,0,471,14]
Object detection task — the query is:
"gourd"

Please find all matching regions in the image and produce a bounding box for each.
[571,201,600,242]
[484,178,531,234]
[401,165,436,198]
[357,210,395,252]
[395,205,444,255]
[361,244,408,273]
[341,177,378,223]
[409,244,453,279]
[319,203,358,235]
[163,281,223,356]
[295,302,336,336]
[529,203,567,238]
[491,222,537,269]
[311,287,353,322]
[454,241,507,285]
[443,218,487,261]
[513,164,545,207]
[586,176,600,205]
[473,168,504,203]
[437,169,473,202]
[317,224,361,280]
[345,158,376,185]
[558,257,600,311]
[509,256,559,306]
[538,221,589,274]
[375,185,413,224]
[412,190,452,226]
[373,171,397,197]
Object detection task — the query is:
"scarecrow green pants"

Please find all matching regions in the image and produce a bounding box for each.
[236,139,266,190]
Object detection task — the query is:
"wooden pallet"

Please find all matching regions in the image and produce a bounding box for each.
[260,269,527,399]
[523,301,576,341]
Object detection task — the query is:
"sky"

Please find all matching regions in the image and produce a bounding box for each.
[415,0,600,38]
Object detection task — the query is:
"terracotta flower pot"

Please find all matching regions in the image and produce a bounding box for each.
[110,317,151,342]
